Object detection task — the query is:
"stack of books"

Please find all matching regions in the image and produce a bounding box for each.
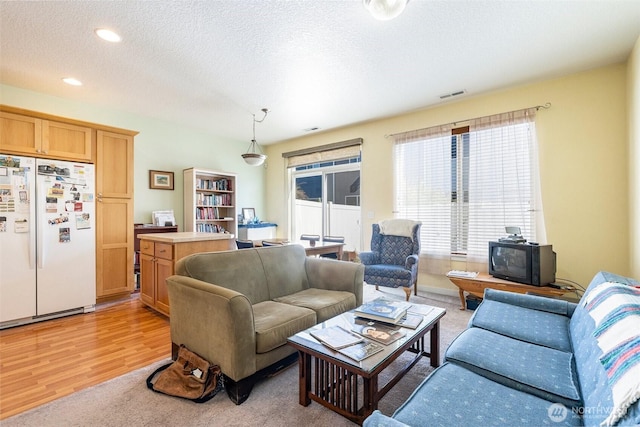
[354,297,413,324]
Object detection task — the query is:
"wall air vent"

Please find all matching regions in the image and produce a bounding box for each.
[439,90,467,100]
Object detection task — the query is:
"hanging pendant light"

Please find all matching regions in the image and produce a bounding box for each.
[363,0,409,21]
[242,108,269,166]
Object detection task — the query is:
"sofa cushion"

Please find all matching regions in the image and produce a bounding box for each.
[445,327,581,407]
[273,288,356,323]
[391,362,582,426]
[252,301,316,354]
[176,249,270,304]
[256,245,310,299]
[470,299,572,352]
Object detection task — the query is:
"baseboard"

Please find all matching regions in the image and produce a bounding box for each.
[417,285,459,298]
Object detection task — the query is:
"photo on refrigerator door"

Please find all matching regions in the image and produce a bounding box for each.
[76,213,91,229]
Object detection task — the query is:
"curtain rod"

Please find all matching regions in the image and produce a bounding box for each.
[384,102,551,139]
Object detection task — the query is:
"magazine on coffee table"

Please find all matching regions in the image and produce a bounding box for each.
[338,341,385,361]
[309,325,364,350]
[351,320,407,345]
[396,313,424,329]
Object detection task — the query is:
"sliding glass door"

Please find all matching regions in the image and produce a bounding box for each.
[292,162,361,251]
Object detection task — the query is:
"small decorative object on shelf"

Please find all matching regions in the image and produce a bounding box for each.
[184,168,237,236]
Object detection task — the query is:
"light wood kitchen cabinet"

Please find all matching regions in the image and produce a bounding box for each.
[1,105,137,304]
[96,197,133,299]
[0,111,92,162]
[138,233,235,316]
[96,130,135,300]
[140,240,173,315]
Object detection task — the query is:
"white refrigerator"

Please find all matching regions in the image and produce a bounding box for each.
[0,154,96,328]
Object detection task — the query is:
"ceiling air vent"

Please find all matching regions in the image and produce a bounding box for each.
[304,127,320,132]
[439,90,466,100]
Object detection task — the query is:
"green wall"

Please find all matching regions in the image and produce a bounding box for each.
[0,84,267,229]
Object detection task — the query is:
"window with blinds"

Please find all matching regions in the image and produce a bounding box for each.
[393,108,543,262]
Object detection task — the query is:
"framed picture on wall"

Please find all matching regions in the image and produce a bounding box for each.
[149,170,174,190]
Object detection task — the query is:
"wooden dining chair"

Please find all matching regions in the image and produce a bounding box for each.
[320,236,345,259]
[236,239,254,249]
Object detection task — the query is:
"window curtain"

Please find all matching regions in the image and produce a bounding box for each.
[392,108,545,268]
[393,124,453,260]
[465,108,544,261]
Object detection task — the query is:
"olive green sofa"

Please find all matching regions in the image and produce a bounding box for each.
[165,244,364,404]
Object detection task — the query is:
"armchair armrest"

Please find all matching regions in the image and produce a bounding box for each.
[359,250,378,265]
[165,275,257,381]
[405,254,419,270]
[305,258,364,306]
[483,288,575,317]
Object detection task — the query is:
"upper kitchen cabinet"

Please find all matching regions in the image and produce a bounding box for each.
[0,110,92,162]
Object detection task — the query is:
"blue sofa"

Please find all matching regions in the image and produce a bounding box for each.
[364,271,640,426]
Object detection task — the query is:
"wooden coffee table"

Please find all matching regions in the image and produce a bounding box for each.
[287,305,446,425]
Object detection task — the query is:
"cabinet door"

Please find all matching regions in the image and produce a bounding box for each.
[155,257,173,315]
[0,112,41,156]
[139,252,155,307]
[96,197,133,298]
[43,120,92,162]
[96,130,133,199]
[95,130,134,300]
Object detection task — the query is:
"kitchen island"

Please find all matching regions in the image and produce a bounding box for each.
[138,232,234,316]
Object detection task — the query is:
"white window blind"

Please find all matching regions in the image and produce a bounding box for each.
[393,108,544,262]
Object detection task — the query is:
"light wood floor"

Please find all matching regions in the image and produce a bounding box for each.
[0,295,171,420]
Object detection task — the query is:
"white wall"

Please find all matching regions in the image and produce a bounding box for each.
[0,84,267,230]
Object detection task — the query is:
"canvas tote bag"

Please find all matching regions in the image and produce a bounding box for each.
[146,344,223,403]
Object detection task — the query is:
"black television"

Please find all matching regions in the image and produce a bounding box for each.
[488,241,556,286]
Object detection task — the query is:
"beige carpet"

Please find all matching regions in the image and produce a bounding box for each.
[3,285,471,427]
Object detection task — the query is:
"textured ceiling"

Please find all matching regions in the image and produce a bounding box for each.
[1,1,639,145]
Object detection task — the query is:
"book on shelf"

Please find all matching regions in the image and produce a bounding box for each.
[309,325,364,350]
[351,320,406,345]
[354,297,413,324]
[337,341,385,361]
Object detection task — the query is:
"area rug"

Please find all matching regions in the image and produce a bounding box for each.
[3,288,471,427]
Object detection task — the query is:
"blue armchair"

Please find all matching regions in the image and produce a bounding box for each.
[359,220,421,301]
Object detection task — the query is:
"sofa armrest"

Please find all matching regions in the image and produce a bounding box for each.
[482,288,574,316]
[363,410,410,427]
[165,275,257,381]
[305,258,364,306]
[359,251,378,265]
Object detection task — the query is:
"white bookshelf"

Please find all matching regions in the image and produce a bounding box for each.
[183,168,237,237]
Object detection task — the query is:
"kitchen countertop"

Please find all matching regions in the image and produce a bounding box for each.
[137,232,234,243]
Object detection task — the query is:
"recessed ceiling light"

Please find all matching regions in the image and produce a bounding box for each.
[62,77,82,86]
[95,28,122,43]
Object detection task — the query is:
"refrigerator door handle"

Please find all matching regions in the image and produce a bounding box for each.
[36,202,44,268]
[30,216,37,269]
